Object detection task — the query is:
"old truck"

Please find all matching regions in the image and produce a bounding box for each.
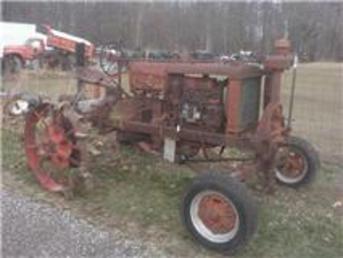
[1,22,95,73]
[1,40,44,74]
[1,22,45,75]
[9,38,319,254]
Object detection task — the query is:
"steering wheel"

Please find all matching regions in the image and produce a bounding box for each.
[99,42,128,77]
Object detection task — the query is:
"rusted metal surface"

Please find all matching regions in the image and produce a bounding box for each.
[24,103,80,192]
[129,61,263,93]
[23,38,295,193]
[251,102,290,191]
[226,80,242,133]
[129,62,167,92]
[166,62,263,79]
[198,193,237,234]
[77,67,118,88]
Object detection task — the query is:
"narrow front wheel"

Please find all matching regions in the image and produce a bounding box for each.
[275,136,319,187]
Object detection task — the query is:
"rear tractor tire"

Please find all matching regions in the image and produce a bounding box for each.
[181,172,258,254]
[275,136,320,187]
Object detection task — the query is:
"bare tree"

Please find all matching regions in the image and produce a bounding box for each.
[2,1,342,61]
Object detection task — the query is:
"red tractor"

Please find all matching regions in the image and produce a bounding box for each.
[12,39,319,254]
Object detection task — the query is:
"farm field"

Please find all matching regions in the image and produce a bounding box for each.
[2,63,343,258]
[282,63,343,165]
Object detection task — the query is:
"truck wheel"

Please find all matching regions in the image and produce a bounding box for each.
[2,55,23,75]
[275,136,320,187]
[181,172,258,254]
[11,55,22,73]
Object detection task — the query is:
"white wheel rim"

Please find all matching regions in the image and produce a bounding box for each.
[10,100,29,115]
[275,150,308,184]
[190,190,240,243]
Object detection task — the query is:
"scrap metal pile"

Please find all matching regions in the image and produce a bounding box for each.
[9,38,320,254]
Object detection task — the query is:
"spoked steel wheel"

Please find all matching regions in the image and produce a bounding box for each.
[275,136,319,187]
[182,172,258,254]
[99,43,127,77]
[24,104,81,192]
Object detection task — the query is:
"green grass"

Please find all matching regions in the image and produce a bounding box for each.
[2,127,343,258]
[85,145,194,230]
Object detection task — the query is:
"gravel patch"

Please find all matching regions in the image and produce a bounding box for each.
[1,190,166,258]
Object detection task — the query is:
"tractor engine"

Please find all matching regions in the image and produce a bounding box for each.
[125,62,226,146]
[165,74,225,133]
[102,61,228,158]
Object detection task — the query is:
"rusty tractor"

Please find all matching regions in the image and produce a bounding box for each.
[15,39,319,254]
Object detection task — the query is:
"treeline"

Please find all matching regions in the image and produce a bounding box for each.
[2,1,343,61]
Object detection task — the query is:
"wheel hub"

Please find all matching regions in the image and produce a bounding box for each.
[45,123,73,168]
[198,194,237,234]
[282,152,305,178]
[190,190,240,243]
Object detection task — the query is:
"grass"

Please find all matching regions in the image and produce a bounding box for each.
[85,146,194,230]
[2,70,76,100]
[2,126,343,258]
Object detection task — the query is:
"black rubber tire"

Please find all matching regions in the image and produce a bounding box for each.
[275,136,320,187]
[2,54,23,75]
[181,172,258,255]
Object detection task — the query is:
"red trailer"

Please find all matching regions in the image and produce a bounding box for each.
[40,25,95,69]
